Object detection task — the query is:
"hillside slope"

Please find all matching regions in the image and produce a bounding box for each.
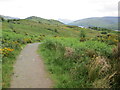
[2,17,102,38]
[26,16,64,25]
[69,17,118,30]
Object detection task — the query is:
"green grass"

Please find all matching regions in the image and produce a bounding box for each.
[26,16,64,25]
[2,29,29,88]
[2,48,23,88]
[2,30,27,88]
[0,59,2,89]
[69,17,118,30]
[1,18,119,88]
[38,37,119,88]
[2,19,101,38]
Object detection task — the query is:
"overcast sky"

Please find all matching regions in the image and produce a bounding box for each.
[0,0,119,20]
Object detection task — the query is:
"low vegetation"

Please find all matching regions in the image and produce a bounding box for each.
[1,18,86,88]
[1,17,119,88]
[2,30,33,88]
[39,37,119,88]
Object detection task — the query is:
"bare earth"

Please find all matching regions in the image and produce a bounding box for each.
[10,43,53,88]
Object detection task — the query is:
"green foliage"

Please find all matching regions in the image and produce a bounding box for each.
[1,17,5,22]
[89,27,113,32]
[80,30,86,38]
[101,31,107,34]
[93,34,118,45]
[66,25,79,28]
[54,29,58,33]
[2,16,119,88]
[69,17,118,30]
[2,29,43,88]
[26,16,64,25]
[39,37,118,88]
[2,19,91,38]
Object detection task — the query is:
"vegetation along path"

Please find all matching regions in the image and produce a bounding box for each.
[10,43,53,88]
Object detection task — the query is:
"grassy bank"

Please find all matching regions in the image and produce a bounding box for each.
[2,30,38,88]
[38,37,120,88]
[2,46,25,88]
[1,17,119,88]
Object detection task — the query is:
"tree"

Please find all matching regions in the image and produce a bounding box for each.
[0,17,5,22]
[38,21,41,23]
[7,19,11,23]
[80,30,86,38]
[55,29,58,33]
[101,31,107,34]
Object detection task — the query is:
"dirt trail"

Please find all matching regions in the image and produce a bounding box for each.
[10,43,53,88]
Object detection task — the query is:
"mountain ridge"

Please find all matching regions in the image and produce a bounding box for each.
[68,17,118,30]
[26,16,64,25]
[0,15,20,20]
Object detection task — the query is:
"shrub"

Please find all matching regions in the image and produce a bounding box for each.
[64,47,74,58]
[54,29,58,33]
[80,30,86,38]
[1,17,5,21]
[39,37,115,88]
[101,32,107,34]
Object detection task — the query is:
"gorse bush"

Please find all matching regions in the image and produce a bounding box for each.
[79,31,90,42]
[2,30,44,88]
[92,34,118,45]
[101,31,107,34]
[2,30,26,88]
[39,37,118,88]
[80,30,86,38]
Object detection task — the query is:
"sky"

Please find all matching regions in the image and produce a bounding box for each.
[0,0,119,20]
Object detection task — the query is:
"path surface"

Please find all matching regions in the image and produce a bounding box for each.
[10,43,53,88]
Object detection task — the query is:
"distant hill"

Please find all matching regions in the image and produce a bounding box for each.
[26,16,64,25]
[0,15,19,20]
[69,17,118,30]
[58,18,74,24]
[2,17,94,38]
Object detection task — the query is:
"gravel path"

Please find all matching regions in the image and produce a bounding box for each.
[10,43,53,88]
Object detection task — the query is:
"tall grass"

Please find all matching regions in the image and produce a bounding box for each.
[2,30,35,88]
[38,37,119,88]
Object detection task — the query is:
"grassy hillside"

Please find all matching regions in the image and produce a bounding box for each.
[2,19,102,38]
[1,16,119,88]
[1,18,101,88]
[26,16,64,25]
[39,36,119,88]
[69,17,118,30]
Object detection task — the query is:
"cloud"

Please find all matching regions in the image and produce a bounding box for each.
[118,2,120,16]
[0,0,119,20]
[96,0,118,17]
[0,0,9,1]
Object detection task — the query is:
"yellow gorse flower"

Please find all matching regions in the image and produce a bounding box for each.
[0,47,14,56]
